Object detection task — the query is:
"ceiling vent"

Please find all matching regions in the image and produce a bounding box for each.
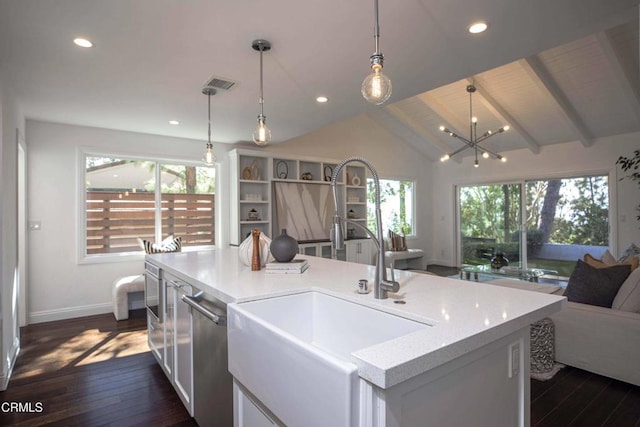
[204,75,236,91]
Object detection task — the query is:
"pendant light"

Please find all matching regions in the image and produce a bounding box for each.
[362,0,392,105]
[202,87,216,166]
[252,39,271,145]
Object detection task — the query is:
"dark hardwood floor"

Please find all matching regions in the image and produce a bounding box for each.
[1,308,639,426]
[0,309,196,427]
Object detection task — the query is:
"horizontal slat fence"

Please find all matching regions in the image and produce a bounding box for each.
[86,191,214,254]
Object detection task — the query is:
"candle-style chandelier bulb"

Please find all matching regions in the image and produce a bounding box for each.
[252,39,272,145]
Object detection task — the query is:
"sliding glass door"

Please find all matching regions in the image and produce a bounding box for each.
[458,183,522,266]
[524,175,609,277]
[457,174,610,278]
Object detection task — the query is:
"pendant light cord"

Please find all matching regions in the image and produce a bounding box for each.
[373,0,380,54]
[259,45,265,117]
[208,92,212,145]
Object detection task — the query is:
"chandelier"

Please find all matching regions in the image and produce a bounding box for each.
[439,84,508,167]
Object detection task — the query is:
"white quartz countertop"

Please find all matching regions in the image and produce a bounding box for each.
[148,248,565,389]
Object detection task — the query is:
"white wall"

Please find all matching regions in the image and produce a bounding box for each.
[26,120,230,323]
[260,114,434,261]
[0,77,24,389]
[430,133,640,266]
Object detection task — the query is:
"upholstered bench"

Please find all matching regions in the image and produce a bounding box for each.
[112,274,145,320]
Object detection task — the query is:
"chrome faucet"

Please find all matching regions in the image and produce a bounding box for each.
[330,157,400,299]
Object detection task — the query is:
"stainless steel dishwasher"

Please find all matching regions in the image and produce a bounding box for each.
[181,287,233,427]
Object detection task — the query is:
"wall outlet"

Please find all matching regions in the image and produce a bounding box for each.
[508,342,520,378]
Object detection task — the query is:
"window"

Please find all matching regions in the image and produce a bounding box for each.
[457,174,609,277]
[84,155,215,256]
[366,178,415,237]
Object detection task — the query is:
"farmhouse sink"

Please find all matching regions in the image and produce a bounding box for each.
[227,291,428,427]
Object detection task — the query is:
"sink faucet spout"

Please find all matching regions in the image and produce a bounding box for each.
[330,157,399,299]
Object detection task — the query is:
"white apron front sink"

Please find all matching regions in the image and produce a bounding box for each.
[227,291,429,427]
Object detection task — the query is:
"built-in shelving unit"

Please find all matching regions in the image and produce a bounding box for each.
[229,149,370,248]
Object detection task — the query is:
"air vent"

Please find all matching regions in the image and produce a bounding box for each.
[204,76,236,91]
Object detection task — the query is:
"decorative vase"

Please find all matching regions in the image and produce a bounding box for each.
[270,229,299,263]
[490,252,509,269]
[251,230,261,271]
[238,231,273,267]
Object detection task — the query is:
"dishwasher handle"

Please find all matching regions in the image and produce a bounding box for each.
[181,291,227,326]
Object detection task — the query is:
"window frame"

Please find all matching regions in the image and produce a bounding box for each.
[366,176,418,239]
[77,148,217,264]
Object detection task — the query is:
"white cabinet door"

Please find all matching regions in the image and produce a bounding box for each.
[162,273,194,416]
[163,278,174,378]
[234,382,278,427]
[174,283,194,416]
[346,239,374,265]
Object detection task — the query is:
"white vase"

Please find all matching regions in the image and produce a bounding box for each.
[238,232,273,267]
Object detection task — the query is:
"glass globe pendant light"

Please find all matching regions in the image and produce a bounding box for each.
[202,87,216,165]
[252,39,272,145]
[362,0,392,105]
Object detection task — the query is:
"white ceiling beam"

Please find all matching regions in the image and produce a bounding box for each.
[384,105,459,160]
[466,78,541,154]
[520,56,593,147]
[594,31,640,126]
[417,92,469,136]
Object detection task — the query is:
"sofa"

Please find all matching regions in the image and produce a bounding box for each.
[550,260,640,386]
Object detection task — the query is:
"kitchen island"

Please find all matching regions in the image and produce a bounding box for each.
[148,248,565,427]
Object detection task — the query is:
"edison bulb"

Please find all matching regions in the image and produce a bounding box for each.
[362,66,392,105]
[482,152,489,159]
[253,117,271,145]
[203,145,215,165]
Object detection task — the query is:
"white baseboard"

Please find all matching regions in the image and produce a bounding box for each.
[29,302,113,324]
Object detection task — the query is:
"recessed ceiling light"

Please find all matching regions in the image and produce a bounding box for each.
[316,96,328,103]
[468,22,488,34]
[169,120,180,125]
[73,38,93,48]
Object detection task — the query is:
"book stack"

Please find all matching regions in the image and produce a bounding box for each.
[265,259,309,274]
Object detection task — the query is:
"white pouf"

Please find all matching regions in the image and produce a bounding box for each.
[112,274,145,320]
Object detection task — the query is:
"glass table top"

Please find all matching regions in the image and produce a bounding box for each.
[459,264,558,282]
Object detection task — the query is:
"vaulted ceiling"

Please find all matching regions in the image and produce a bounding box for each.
[0,0,638,160]
[371,16,640,161]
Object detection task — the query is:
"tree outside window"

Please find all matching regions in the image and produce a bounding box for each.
[366,179,415,237]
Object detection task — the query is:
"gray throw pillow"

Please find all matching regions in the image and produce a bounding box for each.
[564,260,631,308]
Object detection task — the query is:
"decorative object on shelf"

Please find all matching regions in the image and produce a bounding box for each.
[252,39,272,145]
[361,0,392,105]
[201,87,217,165]
[242,166,253,180]
[247,209,260,221]
[276,160,289,179]
[251,229,262,271]
[347,228,356,239]
[301,172,313,181]
[347,209,356,219]
[351,173,361,186]
[238,231,273,268]
[439,83,509,167]
[348,196,360,203]
[244,193,262,201]
[250,160,260,180]
[323,165,333,182]
[270,229,299,263]
[490,252,509,269]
